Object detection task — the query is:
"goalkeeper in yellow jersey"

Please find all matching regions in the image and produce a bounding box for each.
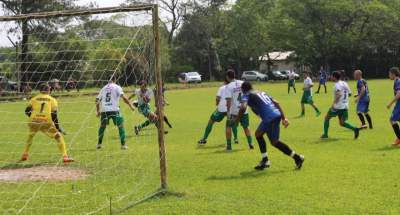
[21,84,74,163]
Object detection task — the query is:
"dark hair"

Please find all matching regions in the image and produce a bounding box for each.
[226,69,235,79]
[332,71,341,80]
[139,80,147,86]
[40,84,50,92]
[109,75,117,82]
[390,67,400,77]
[241,81,253,93]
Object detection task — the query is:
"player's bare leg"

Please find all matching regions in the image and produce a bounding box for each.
[300,103,305,117]
[311,103,321,117]
[390,120,400,146]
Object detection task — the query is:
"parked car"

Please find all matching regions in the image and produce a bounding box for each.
[241,70,268,81]
[268,71,287,80]
[0,76,18,91]
[178,72,202,83]
[280,70,300,80]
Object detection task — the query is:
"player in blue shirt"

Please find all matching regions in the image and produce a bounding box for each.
[237,82,305,170]
[387,67,400,147]
[353,70,372,129]
[316,66,328,94]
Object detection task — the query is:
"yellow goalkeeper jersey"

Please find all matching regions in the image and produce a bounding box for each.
[28,93,58,123]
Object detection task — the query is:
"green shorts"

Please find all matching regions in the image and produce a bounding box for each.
[288,79,295,87]
[227,113,250,128]
[138,104,152,117]
[101,111,124,127]
[301,91,313,104]
[210,110,226,122]
[327,108,348,121]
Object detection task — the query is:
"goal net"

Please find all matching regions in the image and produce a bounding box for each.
[0,4,166,214]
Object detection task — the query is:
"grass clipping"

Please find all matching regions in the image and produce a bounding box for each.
[0,165,88,182]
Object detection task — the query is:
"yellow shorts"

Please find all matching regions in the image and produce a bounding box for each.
[28,122,59,138]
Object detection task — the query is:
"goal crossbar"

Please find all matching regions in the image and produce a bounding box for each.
[0,4,155,22]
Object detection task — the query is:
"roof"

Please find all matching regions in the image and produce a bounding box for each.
[259,51,295,61]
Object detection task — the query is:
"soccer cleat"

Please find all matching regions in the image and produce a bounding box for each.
[21,153,29,161]
[63,156,74,163]
[360,125,368,130]
[226,145,232,151]
[134,126,140,135]
[198,139,207,145]
[392,139,400,147]
[96,144,102,150]
[249,144,254,150]
[121,145,128,150]
[354,128,360,139]
[320,134,328,139]
[234,139,239,144]
[295,155,305,170]
[369,125,373,129]
[254,159,270,170]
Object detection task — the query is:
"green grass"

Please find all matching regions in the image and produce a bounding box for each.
[1,80,400,214]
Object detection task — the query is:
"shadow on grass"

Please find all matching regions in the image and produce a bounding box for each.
[375,146,400,151]
[213,149,245,154]
[197,144,226,150]
[311,138,340,144]
[0,162,49,170]
[206,169,291,181]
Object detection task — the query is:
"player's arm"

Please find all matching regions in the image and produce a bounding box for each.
[128,93,136,100]
[272,99,289,128]
[236,101,247,124]
[331,89,341,109]
[122,95,136,111]
[95,97,101,117]
[387,90,400,109]
[25,106,32,117]
[216,96,221,106]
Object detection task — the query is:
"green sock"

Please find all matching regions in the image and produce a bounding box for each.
[202,123,213,140]
[98,126,106,145]
[343,122,355,131]
[324,120,329,136]
[232,126,238,140]
[118,127,126,145]
[227,139,231,146]
[246,135,252,145]
[301,110,305,115]
[139,120,150,130]
[315,107,320,113]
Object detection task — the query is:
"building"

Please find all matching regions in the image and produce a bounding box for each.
[259,51,300,72]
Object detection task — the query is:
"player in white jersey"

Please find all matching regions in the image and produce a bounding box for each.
[130,80,161,135]
[96,76,135,150]
[198,79,238,145]
[225,70,254,150]
[321,71,360,139]
[300,71,321,117]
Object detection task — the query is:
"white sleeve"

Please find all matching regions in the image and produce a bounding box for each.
[217,87,223,97]
[118,86,124,96]
[224,85,233,99]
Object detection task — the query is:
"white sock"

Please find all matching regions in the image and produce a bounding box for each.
[261,153,268,158]
[290,151,296,158]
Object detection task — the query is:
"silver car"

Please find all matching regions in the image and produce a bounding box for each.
[241,71,268,81]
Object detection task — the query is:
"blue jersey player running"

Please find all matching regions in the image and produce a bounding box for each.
[387,67,400,147]
[237,82,305,170]
[353,70,372,129]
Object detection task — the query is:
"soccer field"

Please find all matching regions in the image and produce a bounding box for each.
[1,79,400,214]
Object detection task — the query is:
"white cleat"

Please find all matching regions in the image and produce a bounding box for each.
[96,144,102,150]
[121,145,128,150]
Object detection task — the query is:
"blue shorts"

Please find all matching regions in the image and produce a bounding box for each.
[258,117,281,142]
[357,100,369,113]
[391,102,400,122]
[319,79,326,84]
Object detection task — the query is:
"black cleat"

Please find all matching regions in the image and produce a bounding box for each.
[295,155,305,170]
[354,128,360,139]
[226,145,232,151]
[198,139,207,145]
[134,126,140,135]
[249,144,254,150]
[234,139,239,144]
[254,159,270,170]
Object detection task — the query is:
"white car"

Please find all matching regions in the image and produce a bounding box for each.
[180,72,202,83]
[241,71,268,81]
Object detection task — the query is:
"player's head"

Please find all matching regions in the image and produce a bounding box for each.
[139,80,147,90]
[241,81,253,94]
[108,75,117,83]
[331,71,341,82]
[303,71,309,78]
[339,70,346,80]
[354,70,362,80]
[225,69,235,82]
[223,76,230,85]
[39,83,51,94]
[389,67,400,80]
